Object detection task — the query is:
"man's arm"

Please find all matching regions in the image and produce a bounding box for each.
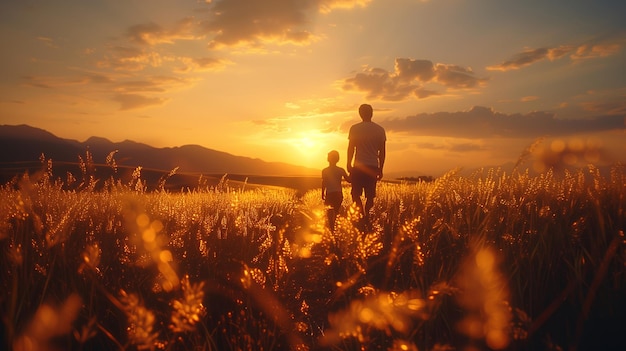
[343,169,351,183]
[347,139,355,173]
[321,170,326,199]
[377,141,386,180]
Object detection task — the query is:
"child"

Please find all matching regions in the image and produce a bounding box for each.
[322,150,350,231]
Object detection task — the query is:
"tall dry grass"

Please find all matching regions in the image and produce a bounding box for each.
[0,153,624,350]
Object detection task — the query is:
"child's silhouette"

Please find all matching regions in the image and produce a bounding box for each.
[322,150,350,231]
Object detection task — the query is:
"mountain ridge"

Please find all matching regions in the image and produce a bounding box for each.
[0,124,319,177]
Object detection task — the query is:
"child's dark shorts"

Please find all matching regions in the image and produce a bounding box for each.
[324,191,343,209]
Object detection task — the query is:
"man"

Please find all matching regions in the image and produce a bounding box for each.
[347,103,386,222]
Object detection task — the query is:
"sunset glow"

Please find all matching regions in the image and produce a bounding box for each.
[1,0,624,176]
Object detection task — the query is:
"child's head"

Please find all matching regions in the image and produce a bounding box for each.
[327,150,340,164]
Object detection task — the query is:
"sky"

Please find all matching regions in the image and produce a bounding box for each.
[1,0,625,177]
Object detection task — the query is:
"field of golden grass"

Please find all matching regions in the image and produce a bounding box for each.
[1,155,625,350]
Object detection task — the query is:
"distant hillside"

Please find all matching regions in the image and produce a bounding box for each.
[0,124,318,185]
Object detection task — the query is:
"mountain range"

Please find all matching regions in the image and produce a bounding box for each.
[0,124,320,191]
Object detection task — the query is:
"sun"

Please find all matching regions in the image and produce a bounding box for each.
[285,131,334,169]
[296,136,317,151]
[269,125,349,170]
[289,130,328,152]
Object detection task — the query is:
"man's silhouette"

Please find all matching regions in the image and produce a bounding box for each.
[346,104,386,223]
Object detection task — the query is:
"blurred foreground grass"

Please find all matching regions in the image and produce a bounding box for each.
[1,155,625,350]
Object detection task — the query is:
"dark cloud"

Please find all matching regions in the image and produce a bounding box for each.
[22,70,194,112]
[487,48,550,71]
[342,68,417,101]
[342,58,486,101]
[200,0,315,48]
[126,17,196,45]
[106,0,370,77]
[581,99,626,116]
[127,22,163,45]
[414,88,441,99]
[488,33,626,71]
[175,57,230,73]
[381,106,626,139]
[86,74,115,84]
[200,0,370,48]
[115,1,373,51]
[395,58,435,82]
[435,64,484,89]
[191,57,225,69]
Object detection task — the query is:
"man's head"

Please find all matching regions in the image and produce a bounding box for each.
[359,104,373,121]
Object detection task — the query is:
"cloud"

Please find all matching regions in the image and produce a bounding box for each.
[250,101,355,135]
[108,75,196,110]
[22,66,197,112]
[487,47,550,71]
[126,17,197,45]
[200,1,315,48]
[342,58,486,101]
[113,93,168,111]
[97,46,163,72]
[113,75,194,93]
[101,1,372,75]
[200,0,371,48]
[559,88,626,119]
[342,67,422,101]
[582,101,626,116]
[381,106,625,139]
[520,96,539,102]
[37,36,59,49]
[570,41,623,60]
[487,33,626,71]
[175,56,231,73]
[318,0,372,13]
[395,58,435,82]
[435,64,485,89]
[21,74,108,89]
[22,76,54,89]
[98,44,230,75]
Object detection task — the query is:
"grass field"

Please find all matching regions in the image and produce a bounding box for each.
[1,155,625,350]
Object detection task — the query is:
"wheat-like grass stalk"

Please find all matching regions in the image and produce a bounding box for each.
[0,151,624,350]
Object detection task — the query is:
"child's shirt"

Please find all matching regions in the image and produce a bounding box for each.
[322,165,349,193]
